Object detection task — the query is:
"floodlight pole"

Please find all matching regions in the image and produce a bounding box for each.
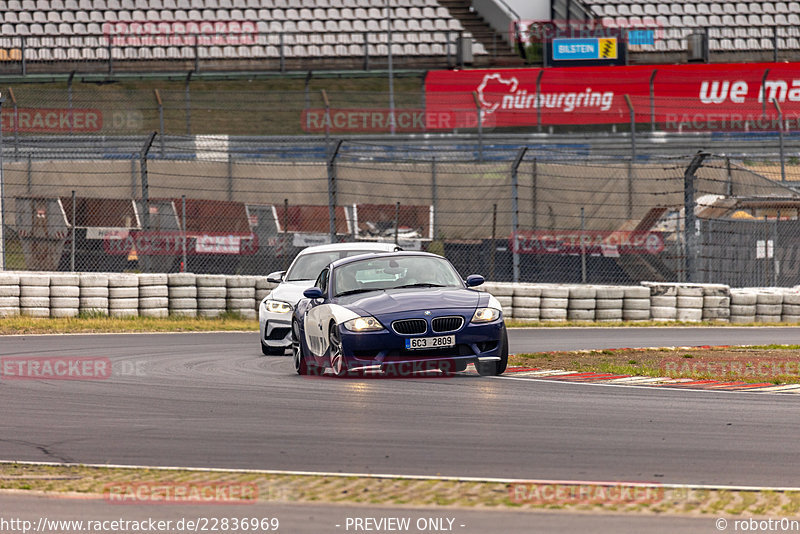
[0,93,5,270]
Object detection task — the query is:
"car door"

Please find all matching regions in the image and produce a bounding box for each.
[304,267,332,360]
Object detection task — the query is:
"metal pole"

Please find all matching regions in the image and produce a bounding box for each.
[532,158,538,229]
[649,69,657,132]
[725,156,733,197]
[185,70,192,136]
[674,210,681,282]
[624,94,636,161]
[536,70,544,133]
[321,89,330,145]
[283,198,289,271]
[773,25,778,63]
[386,0,395,135]
[0,93,5,270]
[227,152,233,201]
[194,34,200,73]
[393,201,400,245]
[327,140,343,244]
[761,68,770,117]
[431,157,437,240]
[140,132,157,272]
[279,33,285,73]
[580,206,586,283]
[70,190,76,272]
[772,98,786,182]
[67,70,74,135]
[774,210,779,287]
[304,70,312,131]
[490,203,497,281]
[684,152,709,283]
[8,88,18,161]
[154,89,165,157]
[181,194,187,273]
[20,36,26,76]
[472,92,482,161]
[511,147,527,283]
[107,36,113,75]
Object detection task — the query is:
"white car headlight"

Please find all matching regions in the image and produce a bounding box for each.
[471,307,501,323]
[264,300,293,314]
[343,316,384,332]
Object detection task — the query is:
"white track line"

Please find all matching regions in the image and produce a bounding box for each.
[2,460,799,493]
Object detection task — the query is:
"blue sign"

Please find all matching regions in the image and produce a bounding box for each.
[628,30,654,46]
[552,38,618,60]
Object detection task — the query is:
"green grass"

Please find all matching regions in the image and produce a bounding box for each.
[0,313,257,334]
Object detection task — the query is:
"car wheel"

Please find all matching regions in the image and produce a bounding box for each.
[293,319,316,376]
[329,322,348,377]
[475,327,509,376]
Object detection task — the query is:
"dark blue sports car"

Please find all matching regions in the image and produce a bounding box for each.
[291,251,508,377]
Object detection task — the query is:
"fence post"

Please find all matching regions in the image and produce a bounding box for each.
[0,92,5,270]
[181,194,187,273]
[327,140,343,244]
[393,201,400,245]
[535,70,543,133]
[431,157,437,240]
[227,152,233,201]
[511,147,527,283]
[279,33,285,73]
[67,71,74,134]
[624,94,636,220]
[20,36,26,76]
[726,156,733,196]
[26,154,31,194]
[649,69,657,132]
[185,70,192,136]
[282,198,289,271]
[531,157,537,228]
[107,37,113,75]
[490,203,497,281]
[304,70,312,131]
[684,152,709,283]
[387,5,395,135]
[580,206,586,283]
[194,34,200,73]
[71,190,76,272]
[321,89,331,145]
[772,98,786,182]
[472,92,483,161]
[140,132,157,272]
[154,89,165,157]
[761,68,770,117]
[8,88,18,160]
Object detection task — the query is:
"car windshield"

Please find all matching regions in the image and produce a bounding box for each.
[333,255,463,297]
[286,250,388,281]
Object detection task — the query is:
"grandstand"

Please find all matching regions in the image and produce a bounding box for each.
[580,0,800,63]
[0,0,526,73]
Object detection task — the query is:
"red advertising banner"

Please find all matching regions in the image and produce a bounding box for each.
[425,62,800,131]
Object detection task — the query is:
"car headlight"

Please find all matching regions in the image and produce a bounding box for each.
[264,300,293,314]
[343,316,384,332]
[471,307,501,323]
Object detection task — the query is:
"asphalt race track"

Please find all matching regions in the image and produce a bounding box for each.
[1,328,799,488]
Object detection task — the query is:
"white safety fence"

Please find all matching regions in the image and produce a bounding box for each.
[1,271,800,324]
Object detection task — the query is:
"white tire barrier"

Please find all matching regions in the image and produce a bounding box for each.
[227,276,257,319]
[196,275,226,318]
[168,273,197,318]
[0,272,20,317]
[19,274,49,317]
[107,274,138,318]
[567,286,595,321]
[623,286,650,321]
[756,291,782,323]
[79,274,109,315]
[140,274,169,318]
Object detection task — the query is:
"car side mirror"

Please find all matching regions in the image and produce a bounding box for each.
[266,271,286,284]
[465,274,485,287]
[303,287,324,299]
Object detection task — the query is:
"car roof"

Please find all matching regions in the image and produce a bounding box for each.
[329,251,443,270]
[297,242,401,255]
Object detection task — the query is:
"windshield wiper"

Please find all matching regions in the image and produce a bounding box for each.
[394,283,448,289]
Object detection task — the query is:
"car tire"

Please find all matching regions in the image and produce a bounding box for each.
[293,319,317,375]
[475,327,508,376]
[329,322,349,377]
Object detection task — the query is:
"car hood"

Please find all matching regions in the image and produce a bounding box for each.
[335,287,482,316]
[267,280,314,305]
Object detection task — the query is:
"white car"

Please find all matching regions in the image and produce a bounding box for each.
[259,242,402,355]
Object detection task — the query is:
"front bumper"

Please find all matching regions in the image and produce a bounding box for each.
[338,318,504,372]
[260,309,293,351]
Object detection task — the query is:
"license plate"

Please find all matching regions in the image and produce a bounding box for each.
[405,335,455,350]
